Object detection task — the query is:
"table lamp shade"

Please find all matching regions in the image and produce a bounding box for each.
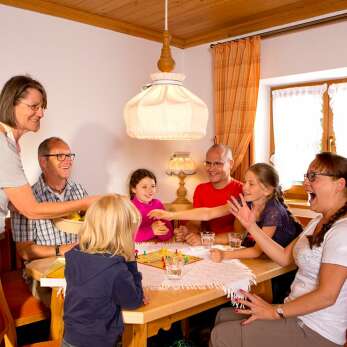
[167,152,196,205]
[124,73,208,140]
[167,152,196,175]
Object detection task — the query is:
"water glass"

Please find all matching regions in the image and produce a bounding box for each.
[200,231,215,248]
[165,255,184,280]
[229,232,243,248]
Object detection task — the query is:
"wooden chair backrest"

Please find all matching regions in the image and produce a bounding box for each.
[0,278,17,347]
[0,306,7,343]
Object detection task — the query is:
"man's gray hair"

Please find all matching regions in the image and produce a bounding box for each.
[38,137,68,156]
[207,144,233,161]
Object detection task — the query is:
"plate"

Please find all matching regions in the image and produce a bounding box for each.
[54,218,83,234]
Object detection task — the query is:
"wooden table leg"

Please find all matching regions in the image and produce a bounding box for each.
[181,318,190,339]
[252,279,273,303]
[123,323,148,347]
[50,288,64,340]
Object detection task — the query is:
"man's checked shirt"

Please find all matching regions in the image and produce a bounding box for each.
[11,175,88,245]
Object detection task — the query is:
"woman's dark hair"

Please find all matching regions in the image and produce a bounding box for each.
[0,75,47,127]
[129,169,157,199]
[307,152,347,248]
[247,163,303,236]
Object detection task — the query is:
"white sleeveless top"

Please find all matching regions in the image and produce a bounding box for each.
[287,216,347,345]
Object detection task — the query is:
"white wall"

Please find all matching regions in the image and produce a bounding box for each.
[2,4,346,199]
[0,4,213,202]
[255,20,347,162]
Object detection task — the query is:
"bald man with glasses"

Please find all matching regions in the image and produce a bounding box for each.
[175,144,243,245]
[11,137,87,260]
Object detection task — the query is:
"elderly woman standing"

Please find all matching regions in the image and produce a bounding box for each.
[210,152,347,347]
[0,75,98,234]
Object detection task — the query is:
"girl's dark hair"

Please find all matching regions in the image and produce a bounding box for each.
[0,75,47,127]
[129,169,157,199]
[248,163,303,236]
[307,152,347,248]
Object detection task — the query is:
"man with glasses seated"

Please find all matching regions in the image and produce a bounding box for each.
[175,144,243,245]
[12,137,87,261]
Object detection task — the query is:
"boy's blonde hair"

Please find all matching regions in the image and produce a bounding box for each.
[79,194,141,261]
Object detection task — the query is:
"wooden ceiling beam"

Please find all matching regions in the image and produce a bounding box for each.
[0,0,186,48]
[184,0,347,47]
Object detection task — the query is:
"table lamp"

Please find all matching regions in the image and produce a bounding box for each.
[166,152,196,205]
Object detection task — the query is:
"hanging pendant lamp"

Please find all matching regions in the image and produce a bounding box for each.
[123,0,208,140]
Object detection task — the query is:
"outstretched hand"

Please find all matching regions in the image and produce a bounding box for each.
[227,195,256,230]
[233,290,278,325]
[148,209,174,220]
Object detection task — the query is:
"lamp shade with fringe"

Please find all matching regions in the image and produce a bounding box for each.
[124,72,208,140]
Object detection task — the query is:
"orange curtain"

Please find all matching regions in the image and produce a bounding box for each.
[212,36,260,180]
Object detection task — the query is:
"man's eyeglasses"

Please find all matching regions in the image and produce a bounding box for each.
[43,153,76,161]
[304,172,337,182]
[19,101,45,112]
[203,160,225,168]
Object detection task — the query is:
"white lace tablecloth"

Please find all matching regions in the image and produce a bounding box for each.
[135,242,256,298]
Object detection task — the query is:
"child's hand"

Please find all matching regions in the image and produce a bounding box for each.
[148,209,175,220]
[152,221,169,235]
[227,194,256,230]
[210,248,224,262]
[174,225,188,241]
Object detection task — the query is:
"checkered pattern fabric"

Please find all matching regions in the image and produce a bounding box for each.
[11,175,87,245]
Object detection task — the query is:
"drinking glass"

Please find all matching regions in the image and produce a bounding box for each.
[200,231,215,248]
[165,255,184,280]
[229,232,243,248]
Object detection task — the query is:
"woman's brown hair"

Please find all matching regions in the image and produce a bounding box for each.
[0,75,47,127]
[307,152,347,248]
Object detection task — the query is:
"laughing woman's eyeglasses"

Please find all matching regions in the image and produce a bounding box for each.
[43,153,76,161]
[304,172,337,182]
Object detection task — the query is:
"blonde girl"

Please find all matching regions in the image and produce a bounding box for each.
[62,195,144,347]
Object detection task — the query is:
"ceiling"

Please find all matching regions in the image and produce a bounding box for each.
[2,0,347,48]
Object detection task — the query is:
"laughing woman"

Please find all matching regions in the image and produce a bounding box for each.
[210,152,347,347]
[0,75,99,235]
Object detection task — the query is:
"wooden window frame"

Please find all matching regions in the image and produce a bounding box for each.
[270,77,347,201]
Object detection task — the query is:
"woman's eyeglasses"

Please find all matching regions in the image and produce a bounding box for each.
[304,172,337,182]
[43,153,76,161]
[19,101,45,112]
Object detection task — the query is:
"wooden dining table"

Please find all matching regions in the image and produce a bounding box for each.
[26,255,296,347]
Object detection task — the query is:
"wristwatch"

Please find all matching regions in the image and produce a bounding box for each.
[55,245,61,256]
[276,306,285,319]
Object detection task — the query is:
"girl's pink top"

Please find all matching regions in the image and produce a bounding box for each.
[131,197,173,242]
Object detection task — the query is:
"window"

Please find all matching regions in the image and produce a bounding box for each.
[270,78,347,199]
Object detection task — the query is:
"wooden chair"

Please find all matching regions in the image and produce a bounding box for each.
[1,271,50,327]
[0,279,60,347]
[0,219,49,328]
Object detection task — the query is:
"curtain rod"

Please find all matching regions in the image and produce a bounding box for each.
[210,13,347,48]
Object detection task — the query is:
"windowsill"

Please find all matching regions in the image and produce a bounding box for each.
[285,198,310,210]
[286,199,320,221]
